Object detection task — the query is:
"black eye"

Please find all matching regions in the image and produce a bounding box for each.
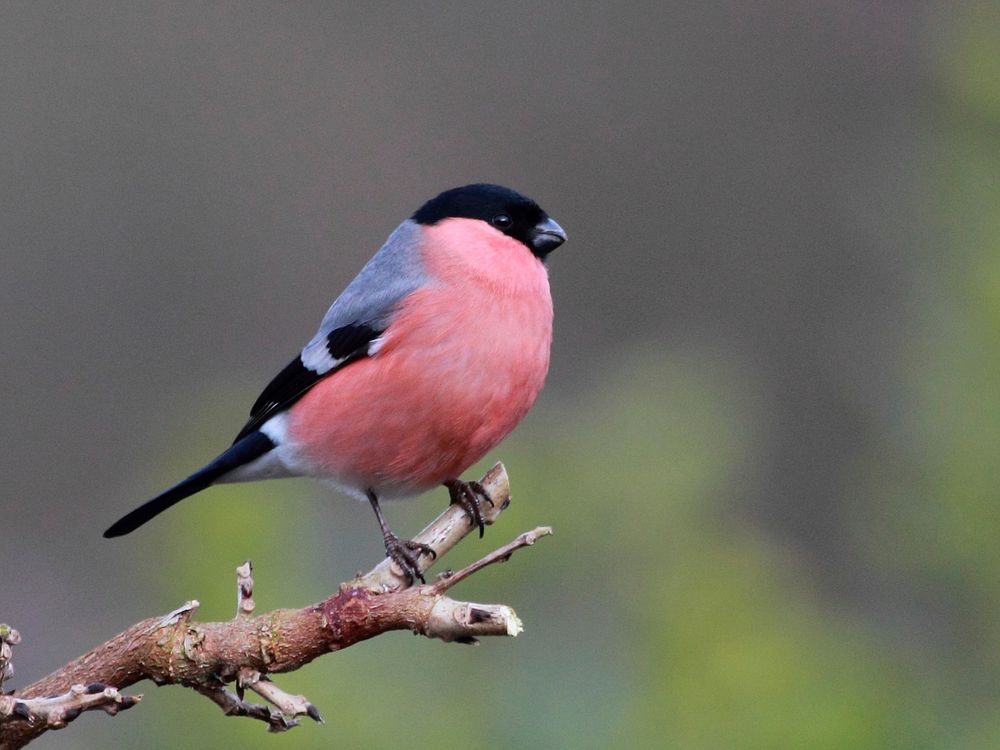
[491,213,513,229]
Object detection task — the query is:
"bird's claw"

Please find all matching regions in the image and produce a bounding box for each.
[445,479,494,538]
[383,534,436,584]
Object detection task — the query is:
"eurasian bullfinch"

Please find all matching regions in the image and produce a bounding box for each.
[104,183,566,582]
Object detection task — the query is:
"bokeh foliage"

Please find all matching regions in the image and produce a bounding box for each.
[8,4,1000,749]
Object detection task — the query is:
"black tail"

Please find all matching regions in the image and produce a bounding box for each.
[103,431,275,538]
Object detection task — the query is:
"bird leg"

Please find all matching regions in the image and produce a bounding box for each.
[444,479,494,539]
[366,490,436,584]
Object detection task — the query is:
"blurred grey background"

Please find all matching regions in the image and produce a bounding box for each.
[3,1,1000,748]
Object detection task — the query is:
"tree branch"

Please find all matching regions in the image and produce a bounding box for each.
[0,462,550,749]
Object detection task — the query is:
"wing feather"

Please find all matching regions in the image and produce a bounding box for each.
[232,323,380,443]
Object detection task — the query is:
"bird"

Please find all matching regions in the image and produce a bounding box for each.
[104,183,566,582]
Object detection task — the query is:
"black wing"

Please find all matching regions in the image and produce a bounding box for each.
[232,322,381,443]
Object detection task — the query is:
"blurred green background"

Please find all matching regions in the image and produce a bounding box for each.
[3,1,1000,748]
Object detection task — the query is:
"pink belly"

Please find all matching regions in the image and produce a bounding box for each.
[285,285,552,496]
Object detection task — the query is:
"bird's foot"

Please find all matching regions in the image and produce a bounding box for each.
[444,479,494,538]
[383,533,436,584]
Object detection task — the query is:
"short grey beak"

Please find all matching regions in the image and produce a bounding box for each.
[530,217,567,258]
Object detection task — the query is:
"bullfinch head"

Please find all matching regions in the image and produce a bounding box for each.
[412,183,567,260]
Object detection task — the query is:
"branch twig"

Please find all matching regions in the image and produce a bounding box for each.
[0,625,18,692]
[0,462,550,749]
[0,683,140,733]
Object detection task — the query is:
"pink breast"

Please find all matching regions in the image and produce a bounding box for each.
[287,219,553,496]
